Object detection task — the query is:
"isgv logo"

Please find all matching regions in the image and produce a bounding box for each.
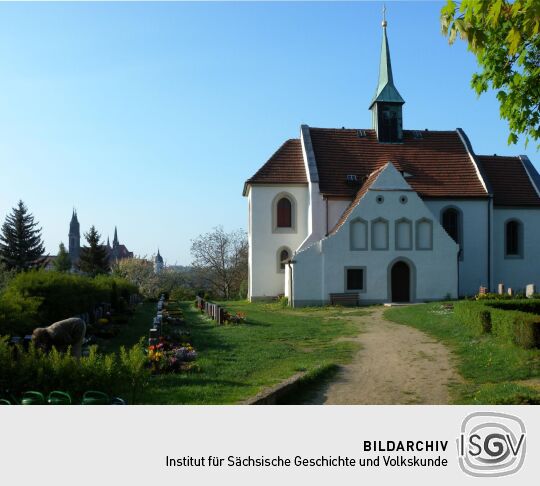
[457,412,526,477]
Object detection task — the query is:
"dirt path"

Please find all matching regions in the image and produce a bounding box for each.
[307,307,462,404]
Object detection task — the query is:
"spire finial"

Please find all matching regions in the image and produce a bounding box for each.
[382,4,387,28]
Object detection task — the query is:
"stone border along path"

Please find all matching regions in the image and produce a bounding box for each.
[305,306,462,405]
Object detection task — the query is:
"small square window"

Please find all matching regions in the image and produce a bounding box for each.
[346,268,364,291]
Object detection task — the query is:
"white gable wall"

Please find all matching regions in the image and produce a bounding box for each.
[493,208,540,291]
[424,199,490,296]
[327,199,352,233]
[291,165,459,305]
[248,184,309,300]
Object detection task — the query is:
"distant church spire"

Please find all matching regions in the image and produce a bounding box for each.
[68,209,80,266]
[154,248,164,274]
[369,6,405,143]
[113,226,119,248]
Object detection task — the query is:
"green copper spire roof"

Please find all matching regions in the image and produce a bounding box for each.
[369,11,404,108]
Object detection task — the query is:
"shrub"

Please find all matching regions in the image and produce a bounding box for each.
[453,301,487,335]
[479,310,492,334]
[513,316,540,349]
[488,300,540,315]
[0,337,150,403]
[454,300,540,349]
[277,295,289,308]
[0,270,138,337]
[170,286,196,302]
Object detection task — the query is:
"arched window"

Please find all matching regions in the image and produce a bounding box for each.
[277,197,292,228]
[277,247,291,272]
[442,208,460,244]
[505,220,523,257]
[272,193,296,233]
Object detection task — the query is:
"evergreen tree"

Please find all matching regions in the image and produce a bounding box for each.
[0,200,45,271]
[53,242,72,272]
[79,226,110,276]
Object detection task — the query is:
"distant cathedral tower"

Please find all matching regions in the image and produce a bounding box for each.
[154,249,164,274]
[68,209,80,265]
[369,8,405,143]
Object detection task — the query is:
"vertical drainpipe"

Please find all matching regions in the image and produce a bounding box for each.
[488,197,492,292]
[457,249,461,298]
[288,260,294,308]
[325,198,329,235]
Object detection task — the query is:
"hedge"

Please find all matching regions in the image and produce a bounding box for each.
[454,301,540,349]
[0,270,138,337]
[488,300,540,315]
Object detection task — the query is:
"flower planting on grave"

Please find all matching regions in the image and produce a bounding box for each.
[146,296,198,374]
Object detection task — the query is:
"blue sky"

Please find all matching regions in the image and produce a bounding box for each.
[0,1,537,265]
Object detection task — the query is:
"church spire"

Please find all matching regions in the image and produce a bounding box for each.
[370,6,404,108]
[369,6,405,143]
[113,226,119,247]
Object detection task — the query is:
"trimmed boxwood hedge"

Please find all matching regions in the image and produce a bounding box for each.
[454,300,540,349]
[488,300,540,315]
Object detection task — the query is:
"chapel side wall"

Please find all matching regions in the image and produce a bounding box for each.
[249,185,309,300]
[424,199,490,296]
[492,208,540,292]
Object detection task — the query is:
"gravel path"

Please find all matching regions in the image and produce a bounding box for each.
[306,307,462,404]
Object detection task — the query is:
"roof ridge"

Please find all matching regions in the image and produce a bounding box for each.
[478,154,521,160]
[308,126,460,133]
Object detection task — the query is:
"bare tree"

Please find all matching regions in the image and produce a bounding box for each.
[190,226,248,300]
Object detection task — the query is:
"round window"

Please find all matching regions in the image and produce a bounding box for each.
[399,195,408,204]
[376,195,384,204]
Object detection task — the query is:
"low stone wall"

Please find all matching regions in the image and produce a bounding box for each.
[243,371,307,405]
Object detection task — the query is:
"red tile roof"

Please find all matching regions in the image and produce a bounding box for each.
[329,165,387,234]
[245,128,540,207]
[477,155,540,206]
[245,139,307,187]
[309,128,487,198]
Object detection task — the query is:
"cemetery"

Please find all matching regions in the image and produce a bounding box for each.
[0,262,539,405]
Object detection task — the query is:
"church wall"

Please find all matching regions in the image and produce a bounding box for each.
[247,184,309,300]
[492,208,540,292]
[292,169,458,306]
[424,199,490,296]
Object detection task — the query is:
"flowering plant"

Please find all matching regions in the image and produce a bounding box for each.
[224,311,246,325]
[147,337,197,373]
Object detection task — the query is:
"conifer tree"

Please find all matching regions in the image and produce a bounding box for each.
[79,226,109,276]
[53,242,72,272]
[0,200,45,271]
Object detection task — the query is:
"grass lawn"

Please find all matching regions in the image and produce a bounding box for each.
[111,300,365,404]
[384,303,540,404]
[98,302,157,354]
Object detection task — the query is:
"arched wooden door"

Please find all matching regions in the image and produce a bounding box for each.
[391,261,410,303]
